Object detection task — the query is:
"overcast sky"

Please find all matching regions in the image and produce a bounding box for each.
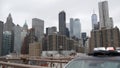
[0,0,120,36]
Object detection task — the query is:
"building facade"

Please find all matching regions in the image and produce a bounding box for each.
[0,21,3,56]
[29,42,42,57]
[89,27,120,53]
[46,26,57,35]
[32,18,44,41]
[46,33,77,51]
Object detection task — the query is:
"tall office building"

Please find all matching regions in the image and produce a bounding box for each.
[4,13,15,31]
[14,25,22,54]
[70,18,74,38]
[4,13,15,53]
[59,11,66,36]
[0,21,3,56]
[91,13,99,30]
[2,31,12,56]
[99,1,112,29]
[73,19,81,39]
[70,18,81,39]
[32,18,44,41]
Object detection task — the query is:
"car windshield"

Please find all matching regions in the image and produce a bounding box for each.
[65,59,120,68]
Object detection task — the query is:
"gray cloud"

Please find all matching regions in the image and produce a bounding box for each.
[0,0,120,36]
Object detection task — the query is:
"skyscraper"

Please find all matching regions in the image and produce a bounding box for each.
[0,21,3,56]
[32,18,44,41]
[4,13,15,53]
[4,13,15,31]
[99,1,111,29]
[91,13,99,30]
[59,11,66,36]
[14,25,22,54]
[70,18,74,38]
[2,31,12,56]
[73,19,81,39]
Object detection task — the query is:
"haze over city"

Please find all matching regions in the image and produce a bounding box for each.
[0,0,120,36]
[0,0,120,67]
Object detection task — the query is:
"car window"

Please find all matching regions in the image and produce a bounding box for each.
[65,59,120,68]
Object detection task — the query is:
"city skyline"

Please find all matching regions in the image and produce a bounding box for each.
[0,0,120,36]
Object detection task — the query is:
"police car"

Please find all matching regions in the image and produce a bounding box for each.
[64,47,120,68]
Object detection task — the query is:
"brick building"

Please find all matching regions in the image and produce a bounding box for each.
[89,27,120,53]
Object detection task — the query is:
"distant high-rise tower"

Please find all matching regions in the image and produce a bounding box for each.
[70,18,74,38]
[70,18,81,39]
[99,1,111,29]
[2,31,12,56]
[4,13,14,54]
[59,11,66,36]
[32,18,44,41]
[91,13,99,30]
[73,19,81,39]
[4,13,15,31]
[14,25,22,54]
[0,21,3,56]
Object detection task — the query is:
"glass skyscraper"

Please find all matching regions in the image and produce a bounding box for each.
[59,11,66,36]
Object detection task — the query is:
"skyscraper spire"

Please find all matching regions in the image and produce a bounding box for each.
[4,13,15,31]
[23,20,28,31]
[8,13,11,17]
[7,13,13,23]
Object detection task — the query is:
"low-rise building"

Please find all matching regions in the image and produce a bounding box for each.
[29,42,42,57]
